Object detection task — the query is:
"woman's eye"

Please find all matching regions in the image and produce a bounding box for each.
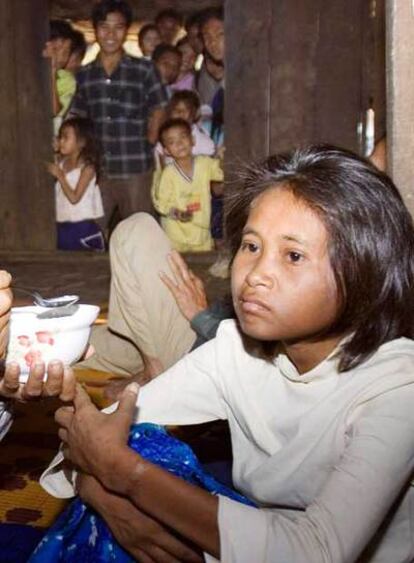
[287,251,303,263]
[240,241,259,253]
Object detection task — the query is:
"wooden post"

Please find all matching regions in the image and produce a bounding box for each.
[386,0,414,216]
[0,0,56,250]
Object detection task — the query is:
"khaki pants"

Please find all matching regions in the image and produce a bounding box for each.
[77,213,196,376]
[99,171,155,229]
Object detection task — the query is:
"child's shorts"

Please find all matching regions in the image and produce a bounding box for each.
[57,220,105,251]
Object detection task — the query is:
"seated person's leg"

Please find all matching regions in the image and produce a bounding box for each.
[78,213,197,379]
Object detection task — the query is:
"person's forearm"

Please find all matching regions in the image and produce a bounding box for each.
[147,107,166,144]
[99,447,221,558]
[50,66,62,116]
[57,175,81,204]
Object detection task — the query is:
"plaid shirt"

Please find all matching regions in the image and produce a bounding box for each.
[70,55,167,179]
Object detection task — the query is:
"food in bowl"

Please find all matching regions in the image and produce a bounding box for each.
[6,304,99,381]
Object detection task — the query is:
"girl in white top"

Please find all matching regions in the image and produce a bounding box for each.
[47,117,104,251]
[46,146,414,562]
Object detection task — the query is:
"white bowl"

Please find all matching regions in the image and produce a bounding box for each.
[6,304,100,381]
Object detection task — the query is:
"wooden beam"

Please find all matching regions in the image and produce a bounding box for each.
[49,0,223,22]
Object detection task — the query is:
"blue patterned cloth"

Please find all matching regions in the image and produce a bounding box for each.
[29,423,255,562]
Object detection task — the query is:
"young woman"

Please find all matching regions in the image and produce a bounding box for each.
[44,145,414,562]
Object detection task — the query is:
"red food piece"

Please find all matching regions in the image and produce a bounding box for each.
[17,335,31,347]
[35,331,54,346]
[24,349,43,367]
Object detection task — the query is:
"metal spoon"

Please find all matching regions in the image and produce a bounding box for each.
[13,287,80,308]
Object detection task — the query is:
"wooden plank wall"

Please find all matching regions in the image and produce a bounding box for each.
[0,0,55,250]
[225,0,385,173]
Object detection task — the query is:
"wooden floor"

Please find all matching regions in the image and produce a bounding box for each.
[0,250,230,310]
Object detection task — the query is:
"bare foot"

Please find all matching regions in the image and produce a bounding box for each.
[103,371,151,403]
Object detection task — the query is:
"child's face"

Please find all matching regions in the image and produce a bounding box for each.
[169,101,195,123]
[140,29,161,57]
[59,126,81,157]
[157,17,180,45]
[178,43,197,74]
[156,52,181,84]
[186,23,204,55]
[65,50,84,73]
[231,188,339,347]
[95,11,128,56]
[43,38,72,69]
[162,126,193,159]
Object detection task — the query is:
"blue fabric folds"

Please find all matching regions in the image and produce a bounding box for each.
[29,423,255,562]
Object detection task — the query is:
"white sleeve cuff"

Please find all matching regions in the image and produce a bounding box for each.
[218,495,268,562]
[40,448,78,498]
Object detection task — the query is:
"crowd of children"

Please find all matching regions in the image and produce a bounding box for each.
[47,6,226,277]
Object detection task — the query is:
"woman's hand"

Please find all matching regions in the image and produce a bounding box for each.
[159,251,208,322]
[77,473,203,562]
[0,361,76,402]
[0,271,12,359]
[55,382,139,478]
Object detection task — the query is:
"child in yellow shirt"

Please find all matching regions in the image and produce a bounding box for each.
[152,118,223,252]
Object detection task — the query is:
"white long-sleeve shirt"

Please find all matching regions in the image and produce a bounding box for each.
[42,320,414,562]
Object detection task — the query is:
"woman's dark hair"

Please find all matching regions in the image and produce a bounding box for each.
[168,90,200,116]
[158,118,192,146]
[59,118,101,175]
[92,0,132,29]
[225,145,414,371]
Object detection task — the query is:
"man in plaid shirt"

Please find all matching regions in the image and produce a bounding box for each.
[69,0,167,227]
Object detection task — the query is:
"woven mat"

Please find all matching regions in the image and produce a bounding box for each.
[0,369,114,529]
[0,365,232,536]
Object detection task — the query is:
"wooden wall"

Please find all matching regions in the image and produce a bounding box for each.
[225,0,385,172]
[0,0,386,250]
[0,0,55,250]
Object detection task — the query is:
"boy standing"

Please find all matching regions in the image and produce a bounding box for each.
[152,118,223,252]
[43,20,76,135]
[69,0,167,225]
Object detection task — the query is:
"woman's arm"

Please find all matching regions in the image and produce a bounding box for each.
[59,380,414,562]
[77,473,204,562]
[57,384,221,557]
[52,164,95,205]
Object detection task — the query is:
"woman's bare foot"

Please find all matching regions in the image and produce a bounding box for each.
[103,371,151,403]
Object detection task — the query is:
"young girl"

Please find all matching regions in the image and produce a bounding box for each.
[45,146,414,562]
[171,36,197,92]
[47,117,105,251]
[152,118,223,252]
